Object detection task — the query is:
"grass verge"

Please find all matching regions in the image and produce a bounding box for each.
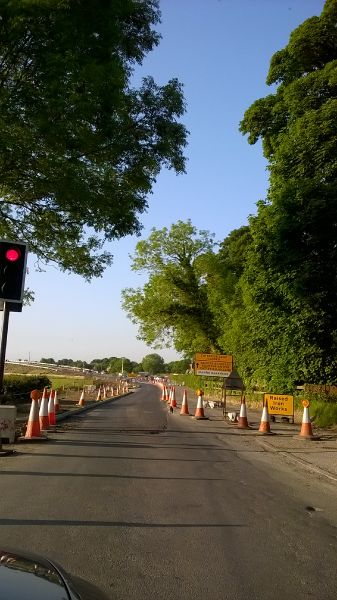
[303,399,337,428]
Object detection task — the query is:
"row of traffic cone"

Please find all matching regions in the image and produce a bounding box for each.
[23,388,58,441]
[22,384,317,441]
[78,382,130,407]
[161,385,208,419]
[23,382,118,440]
[236,396,317,439]
[78,386,103,405]
[39,387,57,430]
[162,385,317,439]
[162,385,180,407]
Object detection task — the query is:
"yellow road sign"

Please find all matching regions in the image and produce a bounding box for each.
[195,353,233,377]
[264,394,294,417]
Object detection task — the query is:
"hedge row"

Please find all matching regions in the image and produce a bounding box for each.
[2,375,51,403]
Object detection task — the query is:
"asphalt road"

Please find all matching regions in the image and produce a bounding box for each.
[0,384,336,600]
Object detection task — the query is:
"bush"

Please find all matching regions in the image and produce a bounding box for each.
[303,399,337,428]
[3,375,51,404]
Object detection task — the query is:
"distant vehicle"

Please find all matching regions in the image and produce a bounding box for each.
[0,548,109,599]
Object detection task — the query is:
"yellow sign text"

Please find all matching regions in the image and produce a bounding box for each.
[264,394,294,417]
[195,353,233,377]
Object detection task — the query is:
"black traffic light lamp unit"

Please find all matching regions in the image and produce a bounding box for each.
[0,240,28,303]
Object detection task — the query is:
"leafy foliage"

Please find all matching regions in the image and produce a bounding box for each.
[166,359,190,374]
[120,3,337,391]
[37,354,163,374]
[0,0,187,278]
[122,221,222,355]
[141,353,165,374]
[238,0,337,388]
[4,374,51,403]
[108,357,139,374]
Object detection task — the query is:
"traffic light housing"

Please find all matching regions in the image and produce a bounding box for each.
[0,240,28,303]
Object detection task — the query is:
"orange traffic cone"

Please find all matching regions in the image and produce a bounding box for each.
[299,402,317,440]
[103,386,107,399]
[39,388,49,431]
[96,387,102,401]
[180,389,190,415]
[194,394,207,420]
[48,390,56,426]
[258,400,274,435]
[170,387,177,408]
[78,389,85,406]
[53,390,59,413]
[160,385,165,401]
[237,397,250,429]
[23,396,46,440]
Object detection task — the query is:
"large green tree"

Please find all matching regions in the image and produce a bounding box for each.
[141,353,165,374]
[240,0,337,387]
[199,226,251,350]
[108,357,136,374]
[166,358,190,374]
[0,0,187,278]
[122,220,221,356]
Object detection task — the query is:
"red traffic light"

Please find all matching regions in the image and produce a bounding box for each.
[5,248,21,262]
[0,240,28,303]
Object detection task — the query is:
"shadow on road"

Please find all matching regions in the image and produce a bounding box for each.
[0,518,246,528]
[16,452,235,461]
[0,470,228,481]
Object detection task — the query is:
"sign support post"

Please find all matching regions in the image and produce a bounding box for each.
[221,377,227,418]
[222,368,245,419]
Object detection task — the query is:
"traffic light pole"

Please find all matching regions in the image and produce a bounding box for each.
[0,302,10,452]
[0,301,10,404]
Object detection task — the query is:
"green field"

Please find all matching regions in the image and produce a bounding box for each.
[4,364,96,393]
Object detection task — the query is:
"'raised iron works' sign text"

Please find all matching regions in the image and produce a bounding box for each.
[264,394,294,417]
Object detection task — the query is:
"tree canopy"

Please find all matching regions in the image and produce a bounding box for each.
[141,353,165,374]
[108,357,138,374]
[0,0,187,278]
[122,220,222,355]
[38,355,161,373]
[238,0,337,387]
[121,2,337,391]
[166,358,190,374]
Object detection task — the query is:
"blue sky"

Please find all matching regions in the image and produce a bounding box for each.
[7,0,324,364]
